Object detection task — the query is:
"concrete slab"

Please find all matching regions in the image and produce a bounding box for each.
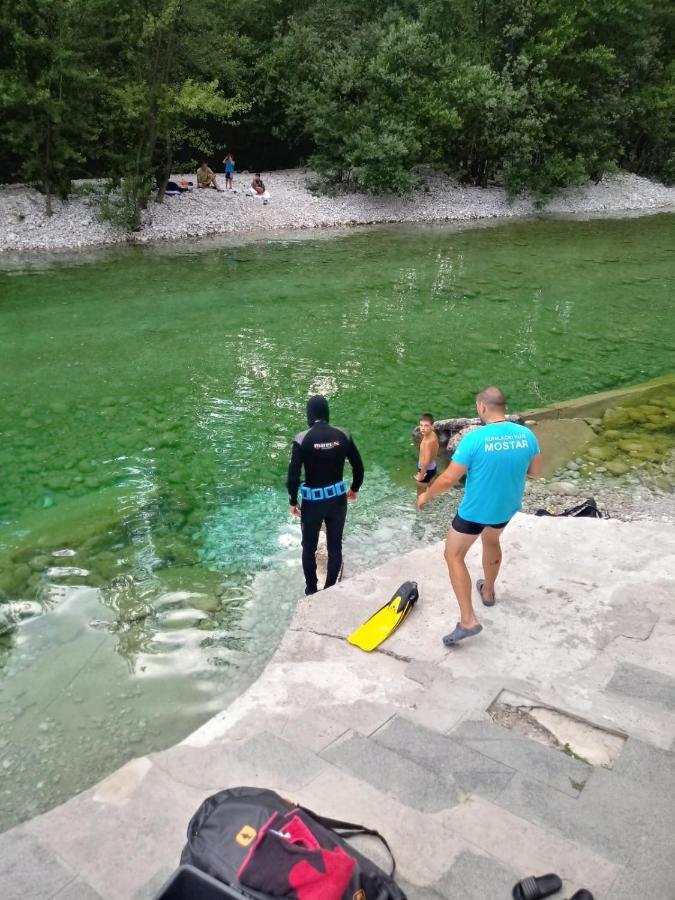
[25,763,207,900]
[399,668,503,734]
[606,830,675,900]
[322,731,462,813]
[277,708,351,752]
[322,700,401,736]
[182,631,418,748]
[149,732,329,794]
[292,547,455,666]
[297,766,473,886]
[613,736,675,784]
[495,769,657,864]
[0,827,76,900]
[549,676,675,751]
[396,881,446,900]
[132,867,176,900]
[439,795,621,895]
[52,879,103,899]
[226,731,329,786]
[450,718,592,796]
[433,849,521,900]
[372,716,516,802]
[597,583,661,644]
[580,763,675,837]
[606,662,675,712]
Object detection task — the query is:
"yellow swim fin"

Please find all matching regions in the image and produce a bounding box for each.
[347,581,419,652]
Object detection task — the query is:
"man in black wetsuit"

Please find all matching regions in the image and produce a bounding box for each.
[287,395,364,595]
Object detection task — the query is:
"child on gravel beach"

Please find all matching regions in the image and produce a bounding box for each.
[250,173,271,204]
[223,153,235,189]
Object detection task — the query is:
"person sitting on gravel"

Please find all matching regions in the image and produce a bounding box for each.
[197,162,222,191]
[249,173,270,204]
[417,386,543,647]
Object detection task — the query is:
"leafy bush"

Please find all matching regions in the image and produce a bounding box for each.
[96,176,154,231]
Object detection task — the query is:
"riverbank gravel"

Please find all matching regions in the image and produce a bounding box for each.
[1,168,674,254]
[522,476,674,526]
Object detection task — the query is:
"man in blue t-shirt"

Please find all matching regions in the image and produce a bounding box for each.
[417,386,542,647]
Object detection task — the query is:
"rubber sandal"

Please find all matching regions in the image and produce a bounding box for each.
[442,623,483,646]
[476,578,495,607]
[512,873,562,899]
[569,892,593,900]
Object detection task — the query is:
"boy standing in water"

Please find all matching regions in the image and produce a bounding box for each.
[416,414,439,495]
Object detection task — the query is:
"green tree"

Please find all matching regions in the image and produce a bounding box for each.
[261,14,461,191]
[2,0,673,206]
[0,0,101,212]
[96,0,248,228]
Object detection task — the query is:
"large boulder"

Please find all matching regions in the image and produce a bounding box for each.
[413,414,524,456]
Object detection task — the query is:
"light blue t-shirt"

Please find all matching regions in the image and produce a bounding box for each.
[452,421,540,525]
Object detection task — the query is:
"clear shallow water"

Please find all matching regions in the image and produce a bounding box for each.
[1,215,674,828]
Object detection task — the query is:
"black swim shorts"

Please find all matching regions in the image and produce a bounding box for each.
[418,468,436,484]
[452,513,510,535]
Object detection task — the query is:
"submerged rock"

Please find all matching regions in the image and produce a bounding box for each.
[550,481,579,495]
[0,600,43,634]
[605,461,630,476]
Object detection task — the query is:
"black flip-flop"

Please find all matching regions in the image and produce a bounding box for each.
[512,873,562,899]
[476,578,496,607]
[569,892,593,900]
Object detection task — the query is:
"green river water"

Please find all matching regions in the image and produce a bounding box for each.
[1,214,674,829]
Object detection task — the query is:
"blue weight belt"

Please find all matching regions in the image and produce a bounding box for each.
[300,480,347,501]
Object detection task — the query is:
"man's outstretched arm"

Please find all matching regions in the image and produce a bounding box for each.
[417,461,467,508]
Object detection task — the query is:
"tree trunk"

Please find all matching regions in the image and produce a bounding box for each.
[155,136,173,203]
[44,120,53,217]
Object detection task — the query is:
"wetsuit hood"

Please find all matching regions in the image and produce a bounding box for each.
[307,394,330,426]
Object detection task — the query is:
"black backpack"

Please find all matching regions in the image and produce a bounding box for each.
[180,786,407,900]
[535,498,606,519]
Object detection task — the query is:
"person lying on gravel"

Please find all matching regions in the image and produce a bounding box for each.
[197,162,222,191]
[164,179,193,195]
[249,173,271,204]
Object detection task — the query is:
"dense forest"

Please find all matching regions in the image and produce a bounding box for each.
[1,0,673,223]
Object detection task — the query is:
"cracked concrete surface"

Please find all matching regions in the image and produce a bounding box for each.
[0,513,674,899]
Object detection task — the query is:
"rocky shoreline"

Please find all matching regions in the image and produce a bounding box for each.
[1,168,675,254]
[521,472,674,526]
